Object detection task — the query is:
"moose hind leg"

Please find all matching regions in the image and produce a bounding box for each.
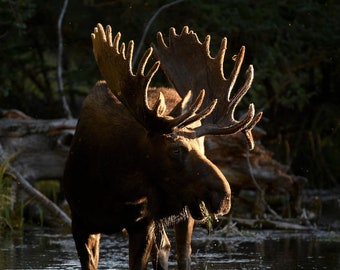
[73,229,101,270]
[151,223,171,270]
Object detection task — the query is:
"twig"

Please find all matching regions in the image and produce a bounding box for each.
[132,0,185,67]
[245,146,282,219]
[57,0,73,119]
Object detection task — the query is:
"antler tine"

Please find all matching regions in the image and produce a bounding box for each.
[195,103,255,137]
[152,26,262,149]
[151,92,167,117]
[169,90,217,128]
[178,97,218,129]
[244,111,263,150]
[226,46,245,100]
[222,65,254,124]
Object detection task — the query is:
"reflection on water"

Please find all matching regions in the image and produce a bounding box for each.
[0,227,340,269]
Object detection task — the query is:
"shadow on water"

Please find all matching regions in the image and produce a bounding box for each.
[1,227,340,270]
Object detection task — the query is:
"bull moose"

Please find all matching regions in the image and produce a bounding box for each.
[63,24,262,270]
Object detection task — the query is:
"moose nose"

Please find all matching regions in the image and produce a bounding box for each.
[196,159,231,215]
[219,193,231,215]
[210,171,231,215]
[208,184,231,216]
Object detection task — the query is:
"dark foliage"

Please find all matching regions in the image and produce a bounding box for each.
[0,0,339,187]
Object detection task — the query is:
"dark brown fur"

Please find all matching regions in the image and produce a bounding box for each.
[63,81,231,269]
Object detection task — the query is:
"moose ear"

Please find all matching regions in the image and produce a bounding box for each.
[168,90,192,119]
[179,90,193,113]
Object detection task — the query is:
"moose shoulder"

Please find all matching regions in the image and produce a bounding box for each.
[63,24,262,270]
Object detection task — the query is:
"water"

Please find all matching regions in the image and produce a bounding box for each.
[1,227,340,269]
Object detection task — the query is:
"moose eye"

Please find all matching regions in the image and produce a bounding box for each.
[170,145,187,162]
[172,148,181,155]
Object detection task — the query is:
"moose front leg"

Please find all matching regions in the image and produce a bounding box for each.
[72,229,101,270]
[175,216,195,270]
[127,220,155,270]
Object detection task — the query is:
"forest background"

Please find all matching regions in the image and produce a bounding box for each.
[0,0,339,189]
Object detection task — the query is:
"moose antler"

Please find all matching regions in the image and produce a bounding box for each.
[153,26,262,149]
[91,24,216,133]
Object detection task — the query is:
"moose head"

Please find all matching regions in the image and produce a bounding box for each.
[63,24,262,270]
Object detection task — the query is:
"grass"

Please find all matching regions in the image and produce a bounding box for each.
[34,180,62,226]
[0,159,25,232]
[0,160,12,231]
[34,180,60,203]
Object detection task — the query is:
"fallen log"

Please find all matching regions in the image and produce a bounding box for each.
[231,217,314,231]
[0,114,76,182]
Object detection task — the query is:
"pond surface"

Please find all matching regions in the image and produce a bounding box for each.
[1,227,340,269]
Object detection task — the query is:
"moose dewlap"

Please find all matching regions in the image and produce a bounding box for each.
[63,24,262,270]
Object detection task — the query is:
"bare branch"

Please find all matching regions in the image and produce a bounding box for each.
[132,0,185,67]
[57,0,72,119]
